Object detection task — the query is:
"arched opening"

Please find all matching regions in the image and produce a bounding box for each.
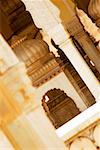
[42,88,81,129]
[0,0,42,43]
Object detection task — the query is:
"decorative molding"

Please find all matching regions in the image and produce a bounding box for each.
[65,119,100,150]
[76,8,100,43]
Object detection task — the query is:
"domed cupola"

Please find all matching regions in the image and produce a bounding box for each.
[11,37,61,87]
[12,38,50,63]
[88,0,100,26]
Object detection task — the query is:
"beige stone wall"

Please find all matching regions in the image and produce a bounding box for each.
[0,130,14,150]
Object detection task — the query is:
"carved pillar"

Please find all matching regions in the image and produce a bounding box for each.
[65,15,100,74]
[0,35,67,149]
[21,0,100,100]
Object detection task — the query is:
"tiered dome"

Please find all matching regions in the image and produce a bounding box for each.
[88,0,100,20]
[13,39,50,63]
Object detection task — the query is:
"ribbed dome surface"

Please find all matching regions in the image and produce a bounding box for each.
[88,0,100,20]
[13,39,50,63]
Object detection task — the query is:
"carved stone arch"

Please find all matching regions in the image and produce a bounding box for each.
[0,0,42,42]
[42,88,80,128]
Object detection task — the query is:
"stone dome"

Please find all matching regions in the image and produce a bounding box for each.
[13,39,50,63]
[88,0,100,20]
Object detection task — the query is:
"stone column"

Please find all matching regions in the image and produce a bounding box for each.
[65,15,100,74]
[0,35,67,150]
[21,0,100,100]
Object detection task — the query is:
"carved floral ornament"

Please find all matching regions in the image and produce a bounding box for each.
[65,120,100,150]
